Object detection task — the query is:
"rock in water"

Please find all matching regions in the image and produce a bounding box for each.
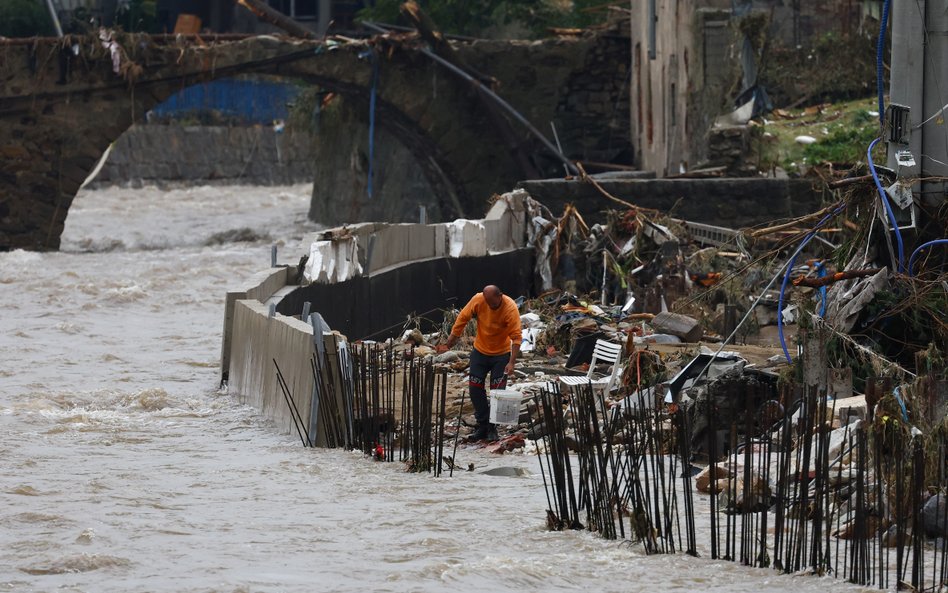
[922,494,948,537]
[434,351,460,363]
[695,463,730,494]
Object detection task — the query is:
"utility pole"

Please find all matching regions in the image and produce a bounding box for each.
[887,0,948,211]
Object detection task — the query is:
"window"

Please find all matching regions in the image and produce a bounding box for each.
[648,0,657,60]
[669,54,678,127]
[268,0,318,19]
[295,0,317,18]
[702,21,728,87]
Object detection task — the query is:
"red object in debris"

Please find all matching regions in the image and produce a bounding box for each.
[373,443,385,460]
[484,434,526,454]
[690,272,722,287]
[546,345,557,357]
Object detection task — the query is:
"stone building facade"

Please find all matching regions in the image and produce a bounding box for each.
[628,0,877,176]
[629,0,734,176]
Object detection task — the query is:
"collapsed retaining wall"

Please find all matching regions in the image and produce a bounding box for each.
[221,192,533,440]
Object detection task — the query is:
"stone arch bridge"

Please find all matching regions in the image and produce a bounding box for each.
[0,27,630,250]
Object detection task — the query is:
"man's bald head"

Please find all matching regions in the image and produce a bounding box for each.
[483,285,503,309]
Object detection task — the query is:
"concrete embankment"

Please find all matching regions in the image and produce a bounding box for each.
[221,191,533,442]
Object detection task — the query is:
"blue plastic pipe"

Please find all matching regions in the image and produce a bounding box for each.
[815,261,828,318]
[777,206,846,363]
[908,239,948,275]
[868,137,906,273]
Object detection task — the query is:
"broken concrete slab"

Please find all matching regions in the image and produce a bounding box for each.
[650,311,703,342]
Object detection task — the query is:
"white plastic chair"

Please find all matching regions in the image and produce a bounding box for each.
[559,339,624,393]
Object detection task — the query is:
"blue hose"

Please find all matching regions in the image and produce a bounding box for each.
[782,1,901,365]
[868,137,905,272]
[815,261,828,318]
[877,0,891,124]
[367,53,379,200]
[777,207,845,363]
[908,239,948,275]
[893,386,908,422]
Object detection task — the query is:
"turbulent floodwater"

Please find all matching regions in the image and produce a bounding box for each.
[0,184,873,593]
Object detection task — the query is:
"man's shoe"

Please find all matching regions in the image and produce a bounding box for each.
[467,425,489,442]
[485,425,499,442]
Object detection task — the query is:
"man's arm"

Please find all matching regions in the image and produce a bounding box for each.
[504,307,522,376]
[442,296,477,350]
[504,342,520,376]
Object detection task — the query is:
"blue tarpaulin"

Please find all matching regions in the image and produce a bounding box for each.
[149,78,302,123]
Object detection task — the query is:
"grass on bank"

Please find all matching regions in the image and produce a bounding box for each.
[756,96,882,174]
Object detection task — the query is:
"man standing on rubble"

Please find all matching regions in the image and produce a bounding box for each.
[439,285,522,442]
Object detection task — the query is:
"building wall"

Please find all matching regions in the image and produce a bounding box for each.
[629,0,871,177]
[735,0,872,46]
[629,0,734,176]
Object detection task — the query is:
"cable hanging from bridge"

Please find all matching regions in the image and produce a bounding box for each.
[360,48,381,200]
[362,21,579,176]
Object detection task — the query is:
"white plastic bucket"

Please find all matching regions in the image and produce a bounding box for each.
[489,389,523,425]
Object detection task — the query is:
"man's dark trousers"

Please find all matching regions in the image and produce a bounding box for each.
[468,348,510,427]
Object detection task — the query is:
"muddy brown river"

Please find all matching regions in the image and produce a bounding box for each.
[0,184,873,592]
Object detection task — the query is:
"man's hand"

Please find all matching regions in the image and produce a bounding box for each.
[504,342,520,378]
[438,334,458,354]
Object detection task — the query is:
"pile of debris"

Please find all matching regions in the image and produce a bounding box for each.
[477,162,947,590]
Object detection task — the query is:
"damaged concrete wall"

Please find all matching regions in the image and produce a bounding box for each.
[225,249,533,441]
[276,249,534,343]
[223,193,534,429]
[220,266,295,387]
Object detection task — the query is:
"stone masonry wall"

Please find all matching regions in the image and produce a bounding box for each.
[93,124,314,186]
[554,32,632,164]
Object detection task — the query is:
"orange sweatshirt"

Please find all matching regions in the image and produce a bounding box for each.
[450,293,522,356]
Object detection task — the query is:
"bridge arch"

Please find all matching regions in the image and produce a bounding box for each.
[0,35,519,250]
[0,28,631,250]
